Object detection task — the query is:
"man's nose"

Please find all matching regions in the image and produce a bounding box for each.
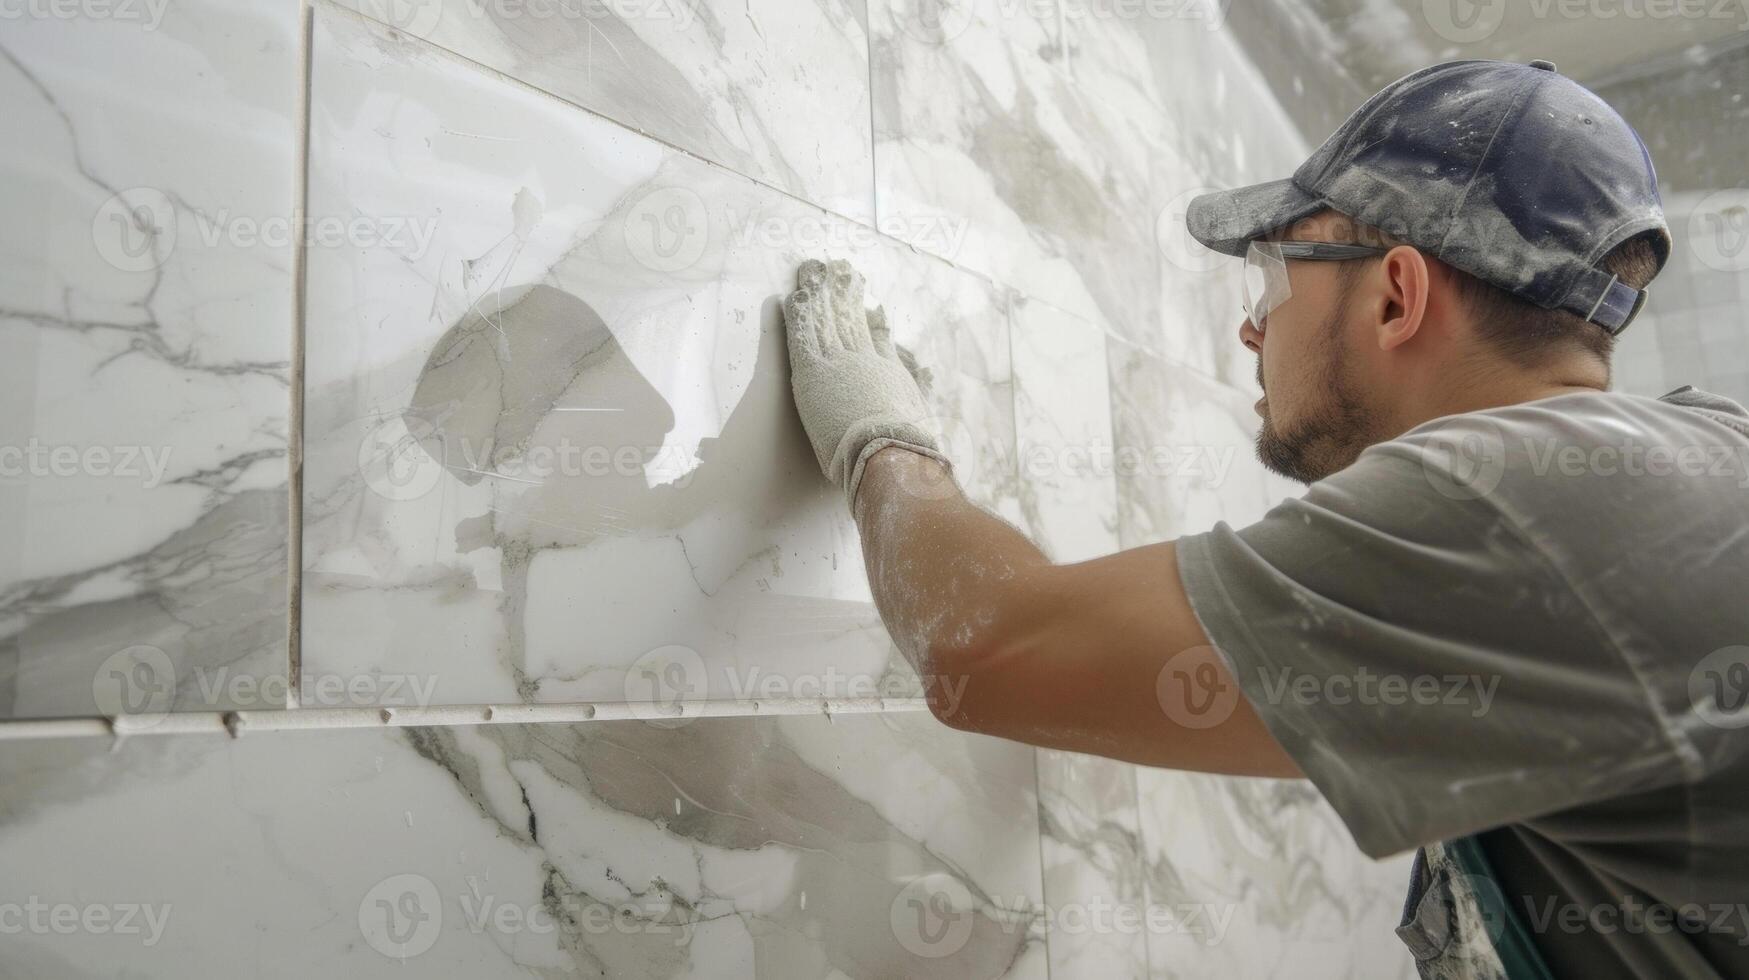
[1239,317,1264,354]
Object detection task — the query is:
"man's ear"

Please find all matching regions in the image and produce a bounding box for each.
[1374,244,1431,352]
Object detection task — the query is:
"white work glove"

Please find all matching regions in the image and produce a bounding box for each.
[782,258,949,508]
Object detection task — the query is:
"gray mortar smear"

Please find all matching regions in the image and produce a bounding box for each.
[403,283,823,698]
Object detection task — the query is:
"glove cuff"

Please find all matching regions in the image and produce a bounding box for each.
[844,436,952,511]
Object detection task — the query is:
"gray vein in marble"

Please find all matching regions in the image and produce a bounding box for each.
[0,5,293,717]
[0,489,288,713]
[403,720,1037,978]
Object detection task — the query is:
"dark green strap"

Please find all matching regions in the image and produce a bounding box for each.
[1445,835,1558,980]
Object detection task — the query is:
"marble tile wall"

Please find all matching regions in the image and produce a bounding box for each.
[0,1,1419,977]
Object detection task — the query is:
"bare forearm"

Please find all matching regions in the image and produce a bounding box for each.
[852,447,1048,687]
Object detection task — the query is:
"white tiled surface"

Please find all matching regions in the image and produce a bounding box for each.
[0,1,1423,977]
[1010,294,1119,565]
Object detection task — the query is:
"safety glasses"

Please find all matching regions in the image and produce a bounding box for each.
[1242,241,1389,329]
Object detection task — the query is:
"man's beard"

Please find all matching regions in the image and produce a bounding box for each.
[1254,303,1377,484]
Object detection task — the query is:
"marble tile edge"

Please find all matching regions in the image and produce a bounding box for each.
[1104,325,1256,399]
[288,0,315,710]
[0,696,940,742]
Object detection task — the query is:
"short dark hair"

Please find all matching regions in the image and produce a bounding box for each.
[1449,233,1663,364]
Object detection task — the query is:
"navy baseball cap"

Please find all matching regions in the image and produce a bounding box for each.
[1186,59,1671,335]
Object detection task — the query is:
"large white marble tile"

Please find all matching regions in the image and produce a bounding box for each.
[1036,749,1152,979]
[1106,335,1411,978]
[335,0,876,223]
[874,0,1187,349]
[0,1,295,718]
[1056,6,1247,378]
[872,1,1284,382]
[1152,16,1309,210]
[1007,290,1146,975]
[1106,337,1286,548]
[0,711,1047,978]
[1149,19,1312,392]
[1135,768,1416,979]
[1009,295,1119,564]
[871,260,1022,524]
[301,8,1014,709]
[1154,217,1257,394]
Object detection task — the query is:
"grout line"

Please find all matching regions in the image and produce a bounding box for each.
[1030,747,1057,971]
[0,698,934,743]
[285,0,316,710]
[1130,762,1154,979]
[1017,287,1260,408]
[1585,29,1749,90]
[865,0,880,234]
[1103,322,1258,397]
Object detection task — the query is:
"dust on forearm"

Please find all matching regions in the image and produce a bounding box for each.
[853,448,1049,685]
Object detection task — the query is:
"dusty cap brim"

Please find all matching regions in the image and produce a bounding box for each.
[1185,178,1327,257]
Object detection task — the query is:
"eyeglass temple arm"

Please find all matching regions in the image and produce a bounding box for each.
[1269,242,1391,260]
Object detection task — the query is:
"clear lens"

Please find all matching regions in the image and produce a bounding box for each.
[1242,241,1291,328]
[1242,263,1270,316]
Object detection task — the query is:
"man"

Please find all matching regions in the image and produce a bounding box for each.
[781,60,1749,978]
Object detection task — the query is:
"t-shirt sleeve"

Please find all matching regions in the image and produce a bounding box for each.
[1175,431,1692,859]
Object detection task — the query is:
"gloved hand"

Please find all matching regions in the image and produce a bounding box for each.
[782,258,949,508]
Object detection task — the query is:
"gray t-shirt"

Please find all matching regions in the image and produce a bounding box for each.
[1178,386,1749,979]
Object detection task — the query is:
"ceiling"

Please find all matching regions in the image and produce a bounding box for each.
[1256,0,1748,87]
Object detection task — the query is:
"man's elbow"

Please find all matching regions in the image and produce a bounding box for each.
[913,566,1063,734]
[918,621,1040,735]
[918,639,987,732]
